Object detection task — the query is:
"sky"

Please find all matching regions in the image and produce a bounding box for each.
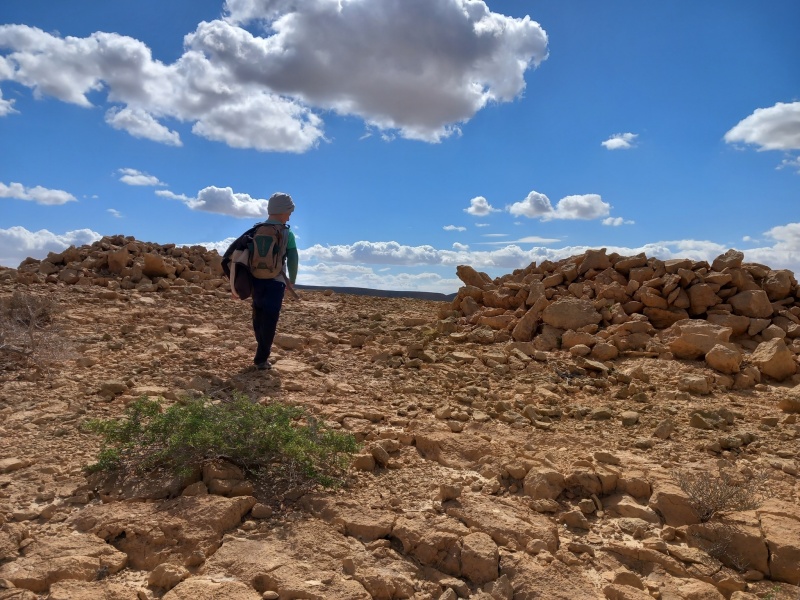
[1,0,798,294]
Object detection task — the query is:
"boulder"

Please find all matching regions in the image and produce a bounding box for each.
[663,320,733,360]
[750,338,797,381]
[542,297,602,330]
[648,482,699,527]
[779,387,800,413]
[763,269,795,301]
[523,468,565,500]
[704,344,742,374]
[758,499,800,584]
[456,265,493,290]
[106,249,130,274]
[711,249,744,271]
[728,290,773,319]
[459,532,498,586]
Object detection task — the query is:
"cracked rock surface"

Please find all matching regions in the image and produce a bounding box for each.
[1,244,799,600]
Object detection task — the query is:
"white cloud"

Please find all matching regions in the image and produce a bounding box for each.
[443,225,466,232]
[0,88,16,116]
[452,242,470,251]
[482,233,509,238]
[777,155,800,174]
[508,190,552,218]
[118,168,165,187]
[465,196,499,216]
[158,186,270,218]
[0,2,548,150]
[106,107,182,146]
[107,208,123,218]
[724,101,800,151]
[0,226,101,267]
[601,132,638,150]
[509,191,611,221]
[550,194,611,220]
[602,216,635,226]
[482,235,560,245]
[298,262,461,294]
[475,223,490,228]
[0,181,76,205]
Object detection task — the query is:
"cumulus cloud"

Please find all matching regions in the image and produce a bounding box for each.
[777,155,800,174]
[118,168,165,187]
[297,262,461,294]
[508,191,611,221]
[507,190,552,218]
[724,101,800,151]
[601,132,638,150]
[602,217,635,226]
[465,196,498,216]
[108,208,123,218]
[443,225,466,232]
[0,1,548,149]
[193,218,800,291]
[106,107,182,146]
[0,88,16,116]
[0,181,76,205]
[0,226,101,267]
[157,185,270,218]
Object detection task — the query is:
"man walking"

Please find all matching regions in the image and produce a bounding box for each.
[222,192,298,371]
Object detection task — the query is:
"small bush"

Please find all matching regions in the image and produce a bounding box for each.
[1,291,62,370]
[674,468,770,522]
[85,396,360,489]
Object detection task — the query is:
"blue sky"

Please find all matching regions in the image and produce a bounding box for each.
[1,0,798,293]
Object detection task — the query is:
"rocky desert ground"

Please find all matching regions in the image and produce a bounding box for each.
[0,236,799,600]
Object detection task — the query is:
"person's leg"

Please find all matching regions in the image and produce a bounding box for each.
[252,279,286,366]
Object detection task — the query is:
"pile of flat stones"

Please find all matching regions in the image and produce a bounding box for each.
[11,235,227,297]
[447,248,800,386]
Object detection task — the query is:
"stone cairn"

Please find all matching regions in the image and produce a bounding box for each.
[9,235,228,297]
[446,248,799,387]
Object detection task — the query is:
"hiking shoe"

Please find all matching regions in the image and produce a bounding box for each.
[255,361,271,371]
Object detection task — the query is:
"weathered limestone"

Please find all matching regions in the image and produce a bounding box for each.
[450,249,798,380]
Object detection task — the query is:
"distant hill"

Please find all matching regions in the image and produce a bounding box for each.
[295,284,457,302]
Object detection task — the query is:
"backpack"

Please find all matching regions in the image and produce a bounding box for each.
[248,223,289,279]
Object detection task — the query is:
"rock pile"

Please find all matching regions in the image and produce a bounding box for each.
[12,235,227,296]
[448,248,800,384]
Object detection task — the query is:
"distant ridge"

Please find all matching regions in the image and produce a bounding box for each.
[295,284,456,302]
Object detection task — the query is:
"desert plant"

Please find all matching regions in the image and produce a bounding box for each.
[674,468,770,523]
[0,291,61,369]
[84,396,360,489]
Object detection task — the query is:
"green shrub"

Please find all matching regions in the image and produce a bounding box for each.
[85,396,360,488]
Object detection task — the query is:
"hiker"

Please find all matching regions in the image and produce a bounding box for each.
[221,192,299,371]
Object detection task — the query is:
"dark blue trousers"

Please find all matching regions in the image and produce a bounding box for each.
[251,278,285,365]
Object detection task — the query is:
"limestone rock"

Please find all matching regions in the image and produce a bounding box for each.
[162,578,262,600]
[70,495,255,570]
[779,387,800,413]
[542,297,602,330]
[523,468,565,500]
[0,533,127,593]
[456,265,493,290]
[663,320,733,360]
[704,343,742,374]
[460,532,498,585]
[728,290,773,319]
[750,338,797,381]
[711,249,744,271]
[758,499,800,584]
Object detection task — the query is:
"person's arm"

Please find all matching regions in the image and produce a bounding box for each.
[286,230,298,283]
[286,247,298,283]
